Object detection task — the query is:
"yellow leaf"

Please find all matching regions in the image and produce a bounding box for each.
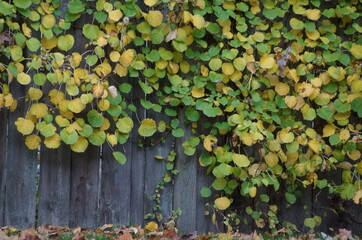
[356,161,362,175]
[28,88,43,101]
[17,72,31,85]
[144,0,158,7]
[241,132,254,146]
[49,89,65,105]
[214,197,231,210]
[232,154,250,167]
[347,150,361,161]
[275,82,290,96]
[108,9,123,22]
[15,117,35,135]
[264,152,278,167]
[353,190,362,204]
[296,82,314,97]
[120,49,136,67]
[109,51,120,62]
[259,54,275,69]
[98,99,110,111]
[30,103,48,118]
[191,86,205,98]
[25,134,41,150]
[278,129,294,143]
[249,186,257,198]
[71,136,89,153]
[41,36,58,50]
[323,124,336,137]
[100,118,110,131]
[68,98,86,113]
[22,23,32,37]
[308,139,321,153]
[305,9,321,21]
[92,84,105,98]
[222,62,235,75]
[191,14,206,29]
[288,69,300,82]
[42,14,56,29]
[233,57,246,71]
[44,133,61,149]
[350,43,362,59]
[339,129,350,142]
[285,96,297,108]
[145,222,158,231]
[146,10,163,27]
[107,134,118,146]
[69,52,82,68]
[203,135,217,152]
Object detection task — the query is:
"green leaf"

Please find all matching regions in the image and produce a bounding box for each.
[138,118,157,137]
[119,83,132,93]
[116,117,134,134]
[26,38,41,52]
[13,0,32,9]
[260,194,270,203]
[336,183,357,200]
[57,35,75,51]
[200,187,212,198]
[317,179,328,189]
[172,128,185,138]
[60,129,79,145]
[285,192,296,204]
[304,218,316,229]
[87,110,104,128]
[329,134,341,146]
[334,100,350,113]
[68,0,85,14]
[88,130,106,146]
[113,151,127,165]
[82,24,100,40]
[351,98,362,117]
[212,178,227,190]
[10,45,23,61]
[316,107,333,120]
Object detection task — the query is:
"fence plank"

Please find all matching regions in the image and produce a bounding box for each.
[98,142,132,225]
[129,85,146,226]
[0,110,7,226]
[4,83,37,228]
[174,110,197,234]
[38,143,71,226]
[69,146,100,228]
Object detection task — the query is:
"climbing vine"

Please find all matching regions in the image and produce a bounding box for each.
[0,0,361,232]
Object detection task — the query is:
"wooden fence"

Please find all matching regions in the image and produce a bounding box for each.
[0,0,361,235]
[1,85,362,234]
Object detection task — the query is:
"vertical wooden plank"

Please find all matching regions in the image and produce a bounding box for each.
[98,140,132,225]
[0,110,7,226]
[38,143,71,226]
[130,85,145,226]
[69,145,100,228]
[143,125,174,223]
[174,109,197,234]
[37,0,73,227]
[4,83,37,228]
[68,11,100,228]
[196,163,217,234]
[141,88,175,224]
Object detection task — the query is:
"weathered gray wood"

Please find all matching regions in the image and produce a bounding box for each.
[4,82,37,228]
[173,109,197,234]
[129,84,145,226]
[69,145,100,228]
[196,163,218,234]
[38,143,71,226]
[0,109,7,226]
[98,141,132,225]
